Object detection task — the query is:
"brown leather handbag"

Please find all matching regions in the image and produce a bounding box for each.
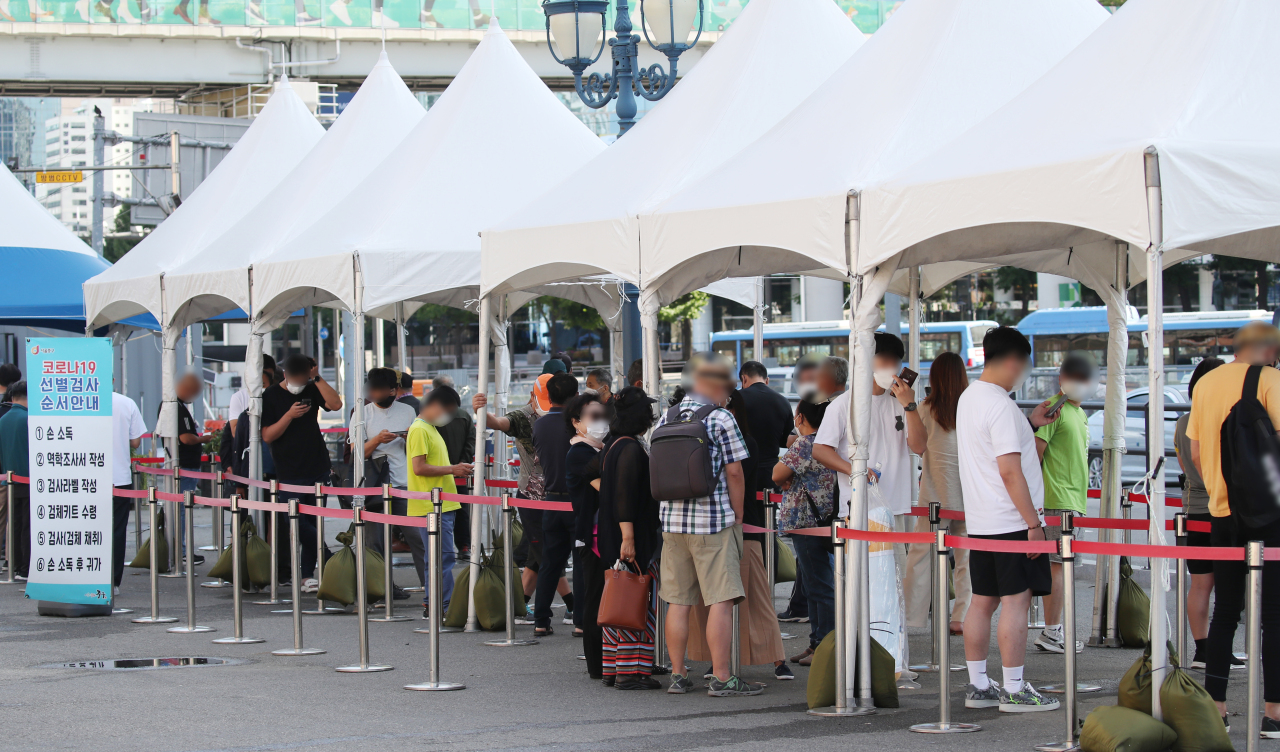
[597,560,651,631]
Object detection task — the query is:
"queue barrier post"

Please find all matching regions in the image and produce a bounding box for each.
[485,494,537,647]
[370,483,410,623]
[1,471,14,584]
[212,495,265,645]
[911,503,960,674]
[336,505,392,673]
[809,521,872,717]
[132,486,177,624]
[654,599,670,675]
[912,529,979,733]
[730,601,741,679]
[167,491,214,634]
[253,480,288,606]
[302,482,344,615]
[415,488,463,634]
[159,467,185,578]
[1174,513,1188,664]
[1037,522,1081,751]
[1040,513,1101,695]
[1247,540,1263,752]
[767,495,797,642]
[405,494,464,690]
[273,497,325,656]
[201,470,230,588]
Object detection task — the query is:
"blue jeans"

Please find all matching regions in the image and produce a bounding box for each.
[421,510,456,611]
[791,534,835,649]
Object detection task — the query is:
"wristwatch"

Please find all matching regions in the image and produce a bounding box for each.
[904,401,917,412]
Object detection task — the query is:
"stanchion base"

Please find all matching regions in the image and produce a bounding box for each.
[251,598,291,606]
[370,615,413,623]
[1028,620,1046,629]
[651,665,671,676]
[910,663,966,673]
[910,722,981,734]
[111,608,133,615]
[270,608,296,614]
[131,616,179,624]
[897,678,922,690]
[301,608,347,615]
[483,638,539,647]
[158,572,187,579]
[1087,637,1122,648]
[198,545,218,551]
[404,586,425,593]
[1033,742,1079,751]
[336,664,393,673]
[200,581,231,589]
[404,681,464,691]
[1040,683,1102,694]
[415,625,463,634]
[807,705,878,717]
[167,625,216,633]
[272,647,326,656]
[212,636,265,644]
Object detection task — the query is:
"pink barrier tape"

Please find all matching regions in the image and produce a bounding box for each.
[362,510,429,529]
[908,505,966,521]
[946,535,1058,554]
[222,473,272,490]
[485,480,518,489]
[320,427,348,434]
[194,495,230,509]
[840,528,935,545]
[238,498,287,513]
[1074,539,1245,561]
[319,486,385,496]
[112,488,150,499]
[178,469,218,481]
[136,466,175,477]
[300,504,354,521]
[155,491,183,503]
[507,498,572,512]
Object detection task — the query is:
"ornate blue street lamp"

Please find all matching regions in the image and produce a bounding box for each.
[543,0,703,135]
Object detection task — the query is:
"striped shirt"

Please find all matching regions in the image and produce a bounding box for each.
[656,394,751,535]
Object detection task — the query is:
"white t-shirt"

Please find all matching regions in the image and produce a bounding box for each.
[813,388,912,517]
[112,392,147,487]
[955,380,1046,536]
[364,400,417,488]
[229,387,249,420]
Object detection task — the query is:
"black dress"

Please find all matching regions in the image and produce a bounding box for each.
[597,436,660,569]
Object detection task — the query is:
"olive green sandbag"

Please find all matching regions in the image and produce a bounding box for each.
[1161,667,1233,752]
[474,547,512,631]
[128,507,169,573]
[207,517,247,584]
[244,522,273,587]
[443,564,470,629]
[1080,705,1178,752]
[1119,641,1179,715]
[314,526,384,605]
[805,631,899,709]
[510,517,524,552]
[776,540,796,584]
[1118,558,1151,648]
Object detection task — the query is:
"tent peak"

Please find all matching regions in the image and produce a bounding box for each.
[486,16,501,32]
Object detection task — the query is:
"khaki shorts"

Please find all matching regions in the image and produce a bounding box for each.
[659,525,745,607]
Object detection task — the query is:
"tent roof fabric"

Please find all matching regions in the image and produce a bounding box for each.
[1,163,108,329]
[81,80,324,330]
[860,0,1280,281]
[161,51,425,332]
[250,21,606,325]
[639,0,1109,306]
[479,0,864,301]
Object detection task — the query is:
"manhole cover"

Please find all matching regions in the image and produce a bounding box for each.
[42,657,250,670]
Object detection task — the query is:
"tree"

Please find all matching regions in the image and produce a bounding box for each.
[1164,260,1202,312]
[994,266,1037,320]
[658,291,709,361]
[1207,256,1272,309]
[103,207,144,263]
[528,296,606,355]
[410,304,477,368]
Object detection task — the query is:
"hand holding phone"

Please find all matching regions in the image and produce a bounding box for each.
[1044,392,1069,419]
[898,366,919,388]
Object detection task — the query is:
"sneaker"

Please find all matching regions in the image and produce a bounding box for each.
[999,683,1060,713]
[703,670,715,680]
[667,674,694,694]
[1232,653,1247,670]
[1034,629,1083,654]
[777,609,808,623]
[563,616,575,625]
[965,681,1003,709]
[707,675,765,697]
[616,676,662,690]
[113,585,120,596]
[1191,653,1247,670]
[392,586,409,601]
[1221,715,1231,734]
[301,578,319,594]
[1262,717,1280,739]
[514,615,535,625]
[775,663,795,681]
[191,554,205,566]
[651,664,671,676]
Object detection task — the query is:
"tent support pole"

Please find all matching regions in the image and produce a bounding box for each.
[753,277,765,364]
[351,262,368,497]
[468,294,492,633]
[1144,147,1168,722]
[395,302,408,376]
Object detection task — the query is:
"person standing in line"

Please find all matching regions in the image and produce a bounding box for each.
[1033,354,1096,655]
[434,375,474,554]
[111,391,146,594]
[407,386,473,617]
[595,387,662,690]
[1187,322,1280,734]
[261,355,341,589]
[659,355,763,697]
[627,359,644,389]
[531,372,580,636]
[174,373,213,565]
[0,362,20,566]
[816,356,848,403]
[738,361,794,491]
[585,368,614,406]
[1173,357,1241,670]
[362,367,422,596]
[901,352,972,635]
[957,327,1060,713]
[0,383,29,579]
[564,393,605,674]
[397,371,421,415]
[773,399,835,666]
[777,358,823,624]
[228,355,275,437]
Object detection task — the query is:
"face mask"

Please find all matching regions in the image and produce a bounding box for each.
[586,420,609,442]
[285,381,306,395]
[1061,381,1096,402]
[429,414,452,428]
[375,396,396,409]
[797,382,819,400]
[1010,366,1029,392]
[532,402,546,417]
[582,388,598,396]
[873,368,898,390]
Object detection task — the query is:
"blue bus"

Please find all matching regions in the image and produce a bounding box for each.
[710,319,998,370]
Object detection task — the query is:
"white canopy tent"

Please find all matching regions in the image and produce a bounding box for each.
[859,0,1280,721]
[631,0,1109,709]
[480,0,865,397]
[80,80,324,487]
[160,51,425,503]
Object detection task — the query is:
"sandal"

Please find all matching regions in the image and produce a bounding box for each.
[535,627,554,637]
[572,628,584,638]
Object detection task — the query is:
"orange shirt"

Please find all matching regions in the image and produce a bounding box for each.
[1185,362,1280,517]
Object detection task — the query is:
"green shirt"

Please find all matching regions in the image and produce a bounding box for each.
[1034,401,1089,514]
[406,419,459,516]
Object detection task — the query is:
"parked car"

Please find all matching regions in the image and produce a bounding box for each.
[1086,386,1188,489]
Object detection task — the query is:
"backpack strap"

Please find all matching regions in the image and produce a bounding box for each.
[1244,365,1264,401]
[691,404,720,422]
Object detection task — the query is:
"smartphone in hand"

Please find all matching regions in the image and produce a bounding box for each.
[298,398,313,408]
[1044,392,1069,419]
[898,366,919,388]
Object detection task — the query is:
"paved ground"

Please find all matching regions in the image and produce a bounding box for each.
[0,507,1256,752]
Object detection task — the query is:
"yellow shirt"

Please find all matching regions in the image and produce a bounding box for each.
[1186,362,1280,517]
[406,418,460,516]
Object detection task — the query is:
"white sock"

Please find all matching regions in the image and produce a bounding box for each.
[967,660,989,690]
[1045,623,1062,636]
[1003,665,1024,693]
